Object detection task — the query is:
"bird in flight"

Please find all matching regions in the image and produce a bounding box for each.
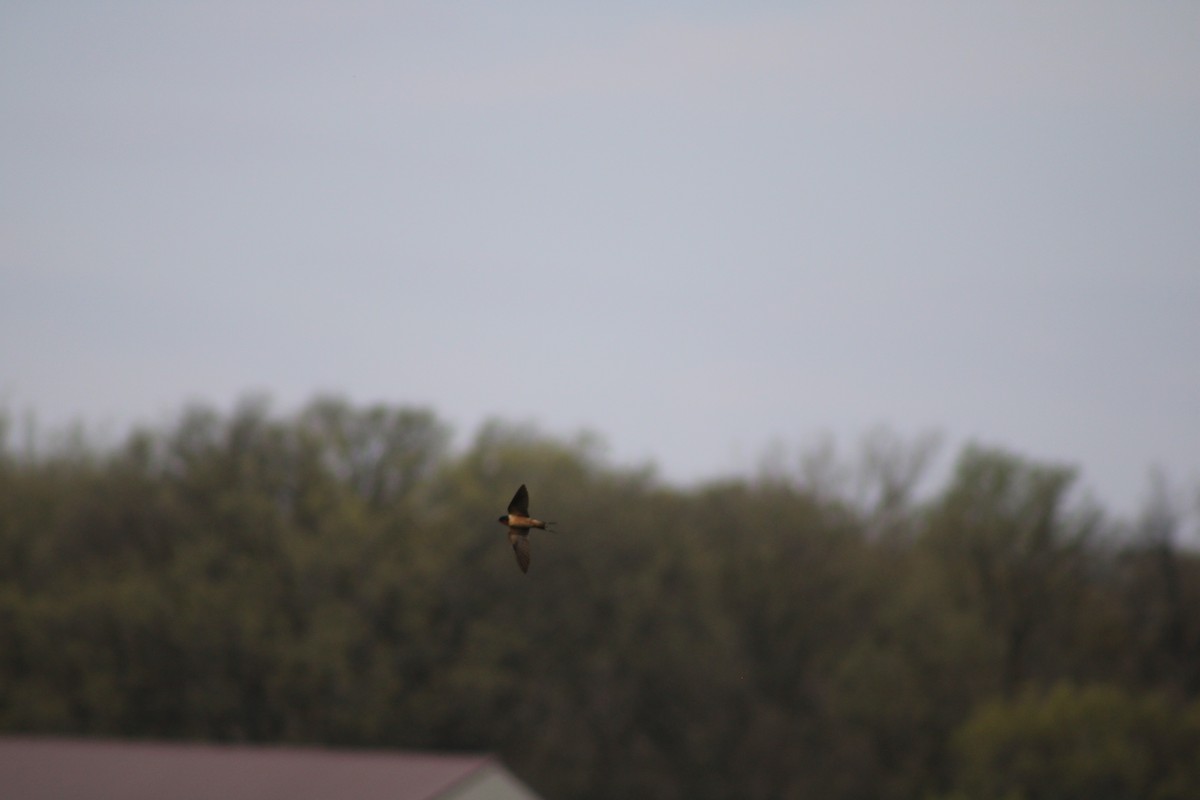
[498,484,555,573]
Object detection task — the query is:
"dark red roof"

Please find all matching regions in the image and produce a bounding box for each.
[0,737,506,800]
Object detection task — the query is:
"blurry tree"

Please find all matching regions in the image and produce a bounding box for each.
[299,396,448,508]
[1113,471,1200,693]
[851,427,942,540]
[943,683,1200,800]
[921,446,1096,694]
[0,401,1198,800]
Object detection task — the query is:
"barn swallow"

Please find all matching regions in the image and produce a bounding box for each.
[498,484,555,573]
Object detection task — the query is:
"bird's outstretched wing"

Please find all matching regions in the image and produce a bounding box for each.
[507,484,530,516]
[508,529,531,573]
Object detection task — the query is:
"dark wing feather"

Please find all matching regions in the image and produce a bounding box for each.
[509,529,531,573]
[507,484,530,516]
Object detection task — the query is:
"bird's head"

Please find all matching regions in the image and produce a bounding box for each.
[497,515,509,524]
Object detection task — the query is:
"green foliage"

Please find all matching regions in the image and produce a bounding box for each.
[920,446,1098,693]
[944,683,1200,800]
[0,398,1197,800]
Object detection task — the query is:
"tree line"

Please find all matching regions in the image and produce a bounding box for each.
[1,397,1198,800]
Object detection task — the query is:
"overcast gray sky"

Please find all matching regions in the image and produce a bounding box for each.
[3,2,1198,515]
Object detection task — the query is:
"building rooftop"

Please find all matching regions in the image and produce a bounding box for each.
[0,737,541,800]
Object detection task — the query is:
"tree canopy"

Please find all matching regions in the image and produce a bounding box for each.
[1,398,1197,799]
